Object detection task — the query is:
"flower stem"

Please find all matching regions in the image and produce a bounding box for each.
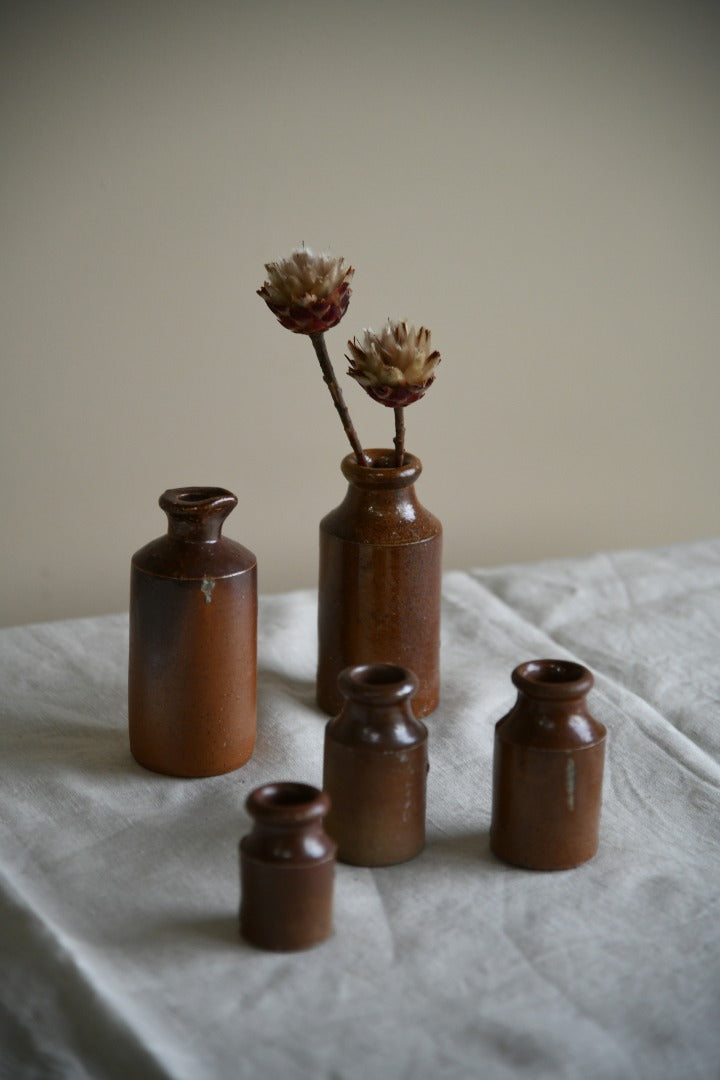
[310,332,368,466]
[393,407,405,467]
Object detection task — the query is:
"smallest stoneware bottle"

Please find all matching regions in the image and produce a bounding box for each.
[239,782,337,951]
[490,659,606,871]
[323,663,428,867]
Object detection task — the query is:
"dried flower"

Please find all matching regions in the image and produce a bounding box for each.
[258,247,367,464]
[346,321,441,407]
[258,247,355,335]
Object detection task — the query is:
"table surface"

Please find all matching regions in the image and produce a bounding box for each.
[2,540,719,1080]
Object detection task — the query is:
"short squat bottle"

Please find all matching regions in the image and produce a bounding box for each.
[239,783,337,951]
[323,663,428,866]
[490,659,606,870]
[128,487,257,777]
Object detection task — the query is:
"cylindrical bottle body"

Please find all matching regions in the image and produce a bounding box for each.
[323,740,427,866]
[128,487,257,778]
[491,740,605,870]
[240,783,336,951]
[317,450,442,718]
[490,659,606,870]
[323,664,428,866]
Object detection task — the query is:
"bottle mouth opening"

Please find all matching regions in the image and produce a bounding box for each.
[260,783,318,807]
[246,782,327,819]
[177,490,225,504]
[351,663,412,686]
[367,452,400,469]
[163,486,236,506]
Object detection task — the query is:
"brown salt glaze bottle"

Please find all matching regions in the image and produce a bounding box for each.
[323,664,428,866]
[317,449,442,719]
[128,487,257,777]
[490,659,606,870]
[239,782,337,951]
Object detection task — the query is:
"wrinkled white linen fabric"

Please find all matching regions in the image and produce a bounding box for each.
[1,540,719,1080]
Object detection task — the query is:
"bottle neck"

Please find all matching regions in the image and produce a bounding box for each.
[340,449,422,527]
[332,664,425,748]
[160,487,237,543]
[242,783,334,863]
[499,660,605,749]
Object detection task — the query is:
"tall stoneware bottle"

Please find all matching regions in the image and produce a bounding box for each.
[317,449,442,718]
[128,486,257,777]
[490,659,606,870]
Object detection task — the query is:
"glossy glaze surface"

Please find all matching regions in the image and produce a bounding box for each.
[490,659,606,870]
[128,487,257,777]
[240,782,336,951]
[323,664,428,866]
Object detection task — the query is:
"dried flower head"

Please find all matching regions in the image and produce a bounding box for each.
[258,247,355,335]
[346,321,441,407]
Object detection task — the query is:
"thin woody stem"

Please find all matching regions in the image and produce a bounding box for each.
[310,332,368,466]
[393,406,405,467]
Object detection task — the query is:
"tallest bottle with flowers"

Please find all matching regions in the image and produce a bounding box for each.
[259,249,442,717]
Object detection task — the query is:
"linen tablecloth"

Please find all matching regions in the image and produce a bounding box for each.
[1,540,719,1079]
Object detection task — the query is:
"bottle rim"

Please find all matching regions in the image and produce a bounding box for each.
[512,659,594,699]
[341,449,422,488]
[338,663,419,704]
[246,782,329,823]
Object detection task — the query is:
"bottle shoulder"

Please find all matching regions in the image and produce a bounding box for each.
[496,702,606,750]
[320,494,442,544]
[240,826,336,866]
[131,535,257,580]
[326,711,428,751]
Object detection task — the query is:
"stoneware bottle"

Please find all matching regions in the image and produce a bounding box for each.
[128,486,257,777]
[317,449,442,719]
[323,663,428,866]
[490,659,606,870]
[239,782,337,951]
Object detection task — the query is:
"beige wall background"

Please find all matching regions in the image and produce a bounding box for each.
[2,0,719,628]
